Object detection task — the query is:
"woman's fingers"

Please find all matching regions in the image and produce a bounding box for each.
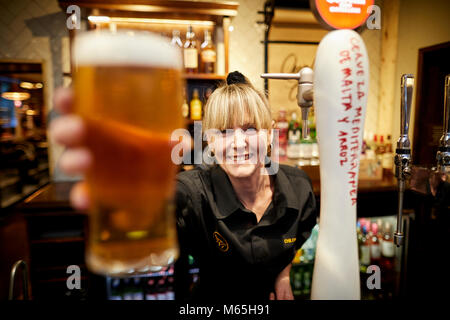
[49,114,86,147]
[58,147,92,176]
[70,181,90,211]
[269,292,275,300]
[53,87,74,114]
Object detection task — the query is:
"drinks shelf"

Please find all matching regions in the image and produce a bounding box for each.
[183,73,227,80]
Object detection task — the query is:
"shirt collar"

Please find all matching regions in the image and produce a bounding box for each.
[210,165,299,219]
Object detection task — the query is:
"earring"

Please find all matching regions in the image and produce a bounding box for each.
[210,148,215,157]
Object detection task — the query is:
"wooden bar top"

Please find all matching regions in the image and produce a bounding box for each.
[15,168,399,218]
[15,182,77,212]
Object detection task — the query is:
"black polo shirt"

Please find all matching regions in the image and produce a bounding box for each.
[174,164,317,301]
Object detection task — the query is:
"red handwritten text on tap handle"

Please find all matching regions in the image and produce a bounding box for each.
[336,36,367,206]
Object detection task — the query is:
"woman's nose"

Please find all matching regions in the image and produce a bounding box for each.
[233,129,247,149]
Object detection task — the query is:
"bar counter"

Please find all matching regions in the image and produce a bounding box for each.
[4,165,410,300]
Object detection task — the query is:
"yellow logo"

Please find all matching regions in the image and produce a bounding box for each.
[284,237,296,244]
[213,231,229,252]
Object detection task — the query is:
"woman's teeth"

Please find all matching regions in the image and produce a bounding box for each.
[231,154,251,161]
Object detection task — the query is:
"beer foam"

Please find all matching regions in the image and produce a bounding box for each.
[73,31,182,69]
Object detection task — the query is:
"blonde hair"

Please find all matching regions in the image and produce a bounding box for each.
[203,83,272,132]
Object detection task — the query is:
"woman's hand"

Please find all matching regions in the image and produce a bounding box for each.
[269,263,294,300]
[49,87,91,211]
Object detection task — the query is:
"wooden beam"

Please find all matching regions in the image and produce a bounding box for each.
[223,17,230,75]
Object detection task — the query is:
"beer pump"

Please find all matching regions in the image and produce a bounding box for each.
[261,67,314,139]
[394,74,414,247]
[261,30,369,299]
[436,75,450,174]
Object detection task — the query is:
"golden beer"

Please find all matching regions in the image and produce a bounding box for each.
[73,32,183,276]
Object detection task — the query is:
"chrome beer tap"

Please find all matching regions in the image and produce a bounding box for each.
[261,67,314,139]
[394,74,414,247]
[436,75,450,174]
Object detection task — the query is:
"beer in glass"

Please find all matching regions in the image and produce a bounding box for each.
[73,31,183,276]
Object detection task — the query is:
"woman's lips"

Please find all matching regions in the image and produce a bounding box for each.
[227,153,252,162]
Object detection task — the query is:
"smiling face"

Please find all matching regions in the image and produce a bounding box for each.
[211,122,271,178]
[203,83,273,179]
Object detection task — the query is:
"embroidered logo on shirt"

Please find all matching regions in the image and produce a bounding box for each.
[284,237,296,244]
[213,231,229,252]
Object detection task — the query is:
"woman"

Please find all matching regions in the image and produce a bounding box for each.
[50,71,317,301]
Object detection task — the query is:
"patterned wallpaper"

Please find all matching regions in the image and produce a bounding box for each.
[227,0,266,91]
[0,0,71,181]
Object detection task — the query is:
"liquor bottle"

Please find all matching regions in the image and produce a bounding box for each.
[181,91,189,119]
[170,30,183,48]
[380,221,395,299]
[376,135,386,154]
[156,277,167,300]
[131,277,144,300]
[291,265,303,298]
[109,278,123,300]
[359,225,371,271]
[370,222,381,264]
[382,135,394,178]
[145,279,157,300]
[184,26,198,73]
[122,278,133,300]
[380,222,395,268]
[366,134,377,160]
[190,89,202,120]
[205,87,213,103]
[166,277,175,300]
[275,109,288,161]
[200,30,216,74]
[309,107,319,164]
[287,112,301,159]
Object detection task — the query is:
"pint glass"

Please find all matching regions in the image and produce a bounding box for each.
[73,31,183,276]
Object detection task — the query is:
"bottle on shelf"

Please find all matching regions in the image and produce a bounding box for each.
[309,107,319,165]
[109,278,123,300]
[380,222,395,269]
[359,225,371,271]
[184,25,198,73]
[156,277,167,300]
[166,277,175,300]
[375,135,386,164]
[181,90,189,119]
[131,277,144,300]
[122,278,133,300]
[275,109,288,161]
[287,112,301,159]
[366,134,377,160]
[170,30,183,48]
[380,221,396,299]
[204,87,213,102]
[370,222,381,264]
[145,279,157,300]
[382,135,394,178]
[200,29,216,74]
[190,88,202,121]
